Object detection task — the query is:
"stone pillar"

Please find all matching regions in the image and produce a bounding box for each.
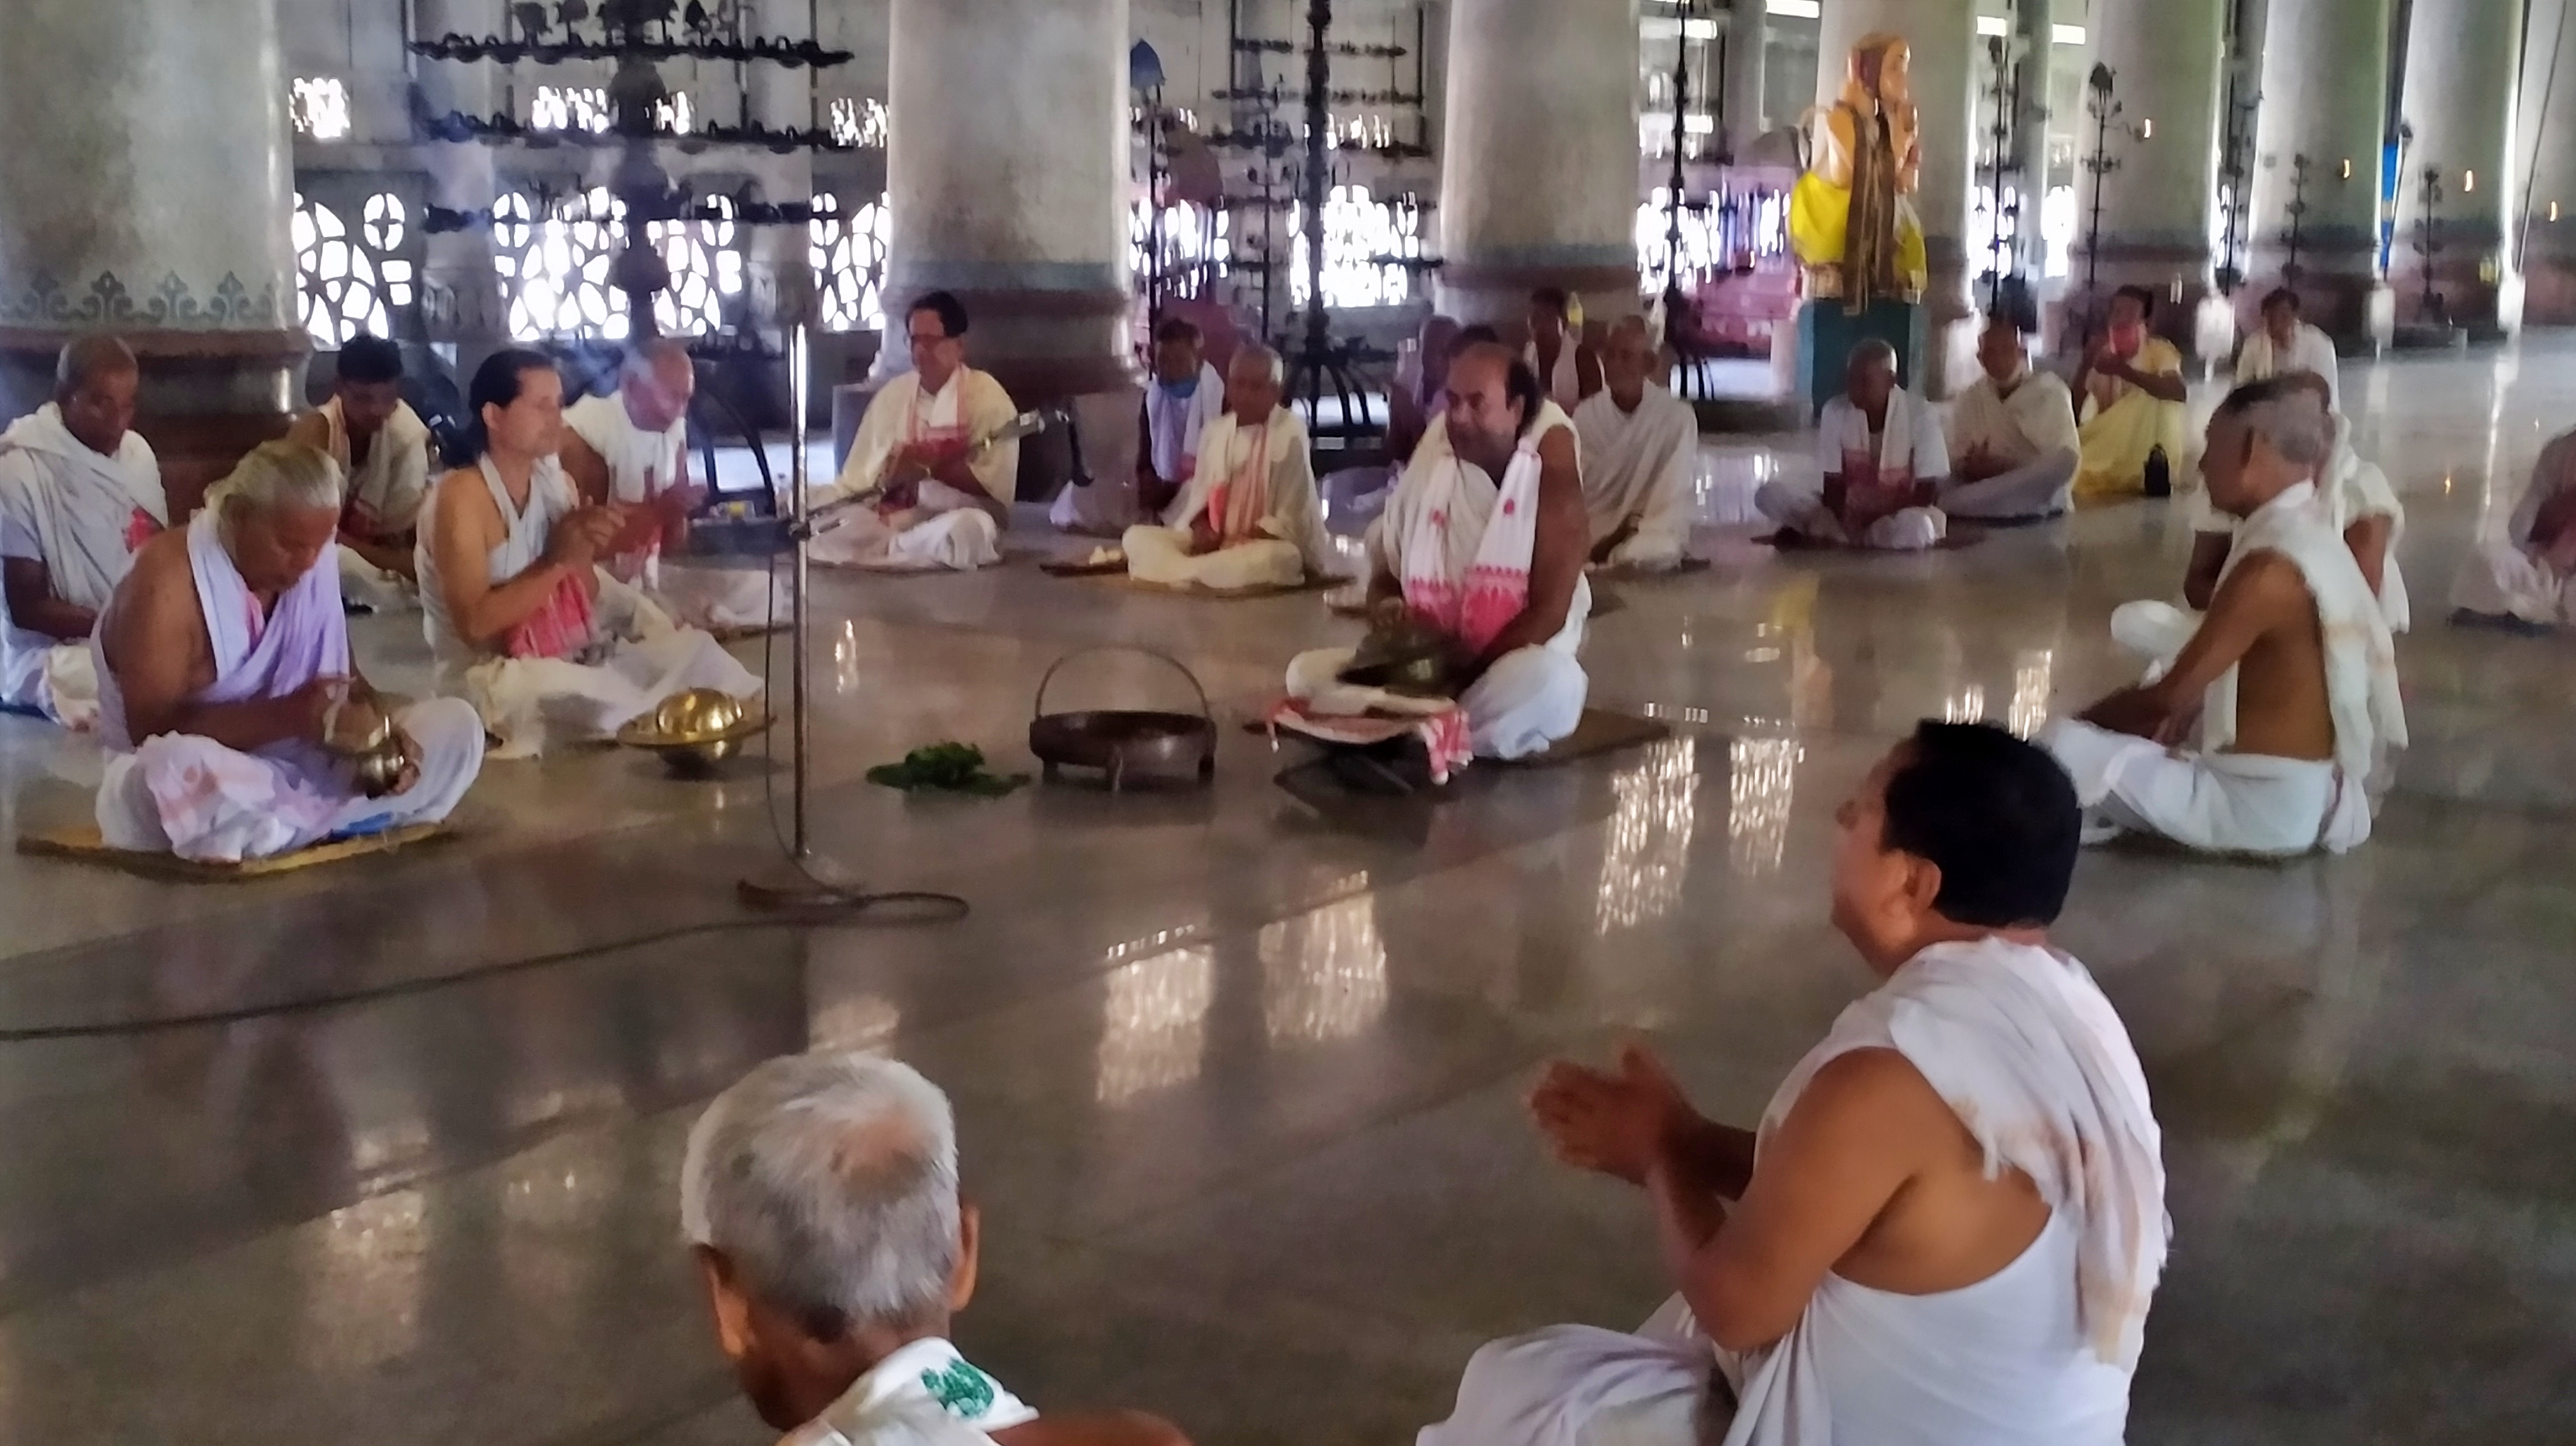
[1816,0,1979,397]
[1436,0,1641,326]
[2248,0,2396,350]
[2523,0,2576,323]
[876,0,1136,493]
[740,0,817,427]
[0,0,303,516]
[1722,0,1770,158]
[2073,0,2227,348]
[2390,0,2523,336]
[415,0,510,364]
[2007,0,2054,286]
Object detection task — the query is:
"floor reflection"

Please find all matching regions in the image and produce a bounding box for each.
[1095,948,1215,1106]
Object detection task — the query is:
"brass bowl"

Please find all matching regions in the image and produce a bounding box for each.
[1338,617,1467,698]
[325,697,410,798]
[616,689,770,777]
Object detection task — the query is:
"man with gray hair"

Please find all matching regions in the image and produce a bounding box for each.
[0,335,165,727]
[1757,339,1952,549]
[681,1052,1190,1446]
[1119,343,1331,590]
[2045,378,2406,855]
[90,440,483,860]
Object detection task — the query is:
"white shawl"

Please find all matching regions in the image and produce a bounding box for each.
[1375,402,1579,655]
[2234,323,2341,411]
[1525,338,1584,411]
[324,395,434,537]
[2190,431,2411,632]
[0,403,165,611]
[1170,405,1332,573]
[1571,385,1698,548]
[1740,937,2166,1414]
[782,1337,1038,1446]
[1144,362,1226,491]
[1950,369,2079,469]
[830,367,1020,506]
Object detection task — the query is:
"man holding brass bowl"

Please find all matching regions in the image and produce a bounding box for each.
[90,441,485,862]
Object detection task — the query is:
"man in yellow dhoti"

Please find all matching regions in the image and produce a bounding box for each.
[1121,345,1333,591]
[2072,287,2189,502]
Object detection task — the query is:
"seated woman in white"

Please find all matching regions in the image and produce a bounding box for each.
[1121,345,1333,591]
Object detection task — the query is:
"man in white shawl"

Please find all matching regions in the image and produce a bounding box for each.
[812,291,1017,572]
[1757,340,1951,549]
[683,1052,1192,1446]
[1425,721,2166,1446]
[92,441,483,862]
[420,349,760,759]
[560,337,781,631]
[0,336,164,727]
[258,333,436,614]
[1943,319,2080,521]
[2451,424,2576,630]
[1055,316,1222,537]
[1573,316,1699,571]
[1121,345,1333,590]
[2048,378,2406,857]
[1285,343,1593,761]
[2234,288,2341,411]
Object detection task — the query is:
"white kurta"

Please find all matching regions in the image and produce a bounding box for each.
[813,369,1016,571]
[1122,406,1333,589]
[2052,481,2406,856]
[327,396,434,612]
[94,511,482,861]
[1758,386,1950,549]
[1572,385,1698,570]
[563,387,778,628]
[0,404,165,727]
[2233,322,2342,411]
[417,456,760,758]
[1944,370,2081,520]
[780,1337,1038,1446]
[1056,362,1226,536]
[1421,936,2165,1446]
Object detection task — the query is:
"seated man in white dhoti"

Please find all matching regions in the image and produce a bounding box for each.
[1286,343,1592,761]
[2047,378,2406,857]
[90,441,483,862]
[1055,316,1221,536]
[283,333,432,613]
[2451,423,2576,631]
[1425,721,2166,1446]
[560,337,778,631]
[1944,318,2080,521]
[1121,344,1333,590]
[683,1052,1191,1446]
[812,291,1016,572]
[420,349,761,759]
[0,336,164,728]
[2234,287,2341,411]
[1757,339,1952,549]
[1525,287,1602,413]
[1572,315,1699,570]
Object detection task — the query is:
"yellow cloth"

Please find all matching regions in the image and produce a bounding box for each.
[1789,174,1927,298]
[2075,338,2187,502]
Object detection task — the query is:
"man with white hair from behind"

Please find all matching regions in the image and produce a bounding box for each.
[681,1052,1192,1446]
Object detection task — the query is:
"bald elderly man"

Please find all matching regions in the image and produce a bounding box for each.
[1757,340,1951,549]
[1572,316,1699,571]
[1120,344,1334,591]
[562,337,778,630]
[0,336,165,728]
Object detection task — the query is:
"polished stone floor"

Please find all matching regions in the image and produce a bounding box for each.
[4,340,2575,1446]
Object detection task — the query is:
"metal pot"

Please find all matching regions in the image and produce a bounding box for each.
[1027,647,1217,791]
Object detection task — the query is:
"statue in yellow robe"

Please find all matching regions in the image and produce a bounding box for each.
[1791,32,1930,312]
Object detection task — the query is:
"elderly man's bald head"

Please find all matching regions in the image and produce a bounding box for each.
[1601,315,1658,400]
[54,334,141,457]
[621,336,698,433]
[1226,342,1286,422]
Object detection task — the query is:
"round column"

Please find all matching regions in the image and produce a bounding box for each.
[1815,0,1979,397]
[2073,0,2227,345]
[2390,0,2523,336]
[2248,0,2395,350]
[2007,0,2054,286]
[415,0,509,361]
[0,0,302,514]
[1435,0,1642,326]
[2525,3,2576,324]
[1722,0,1770,159]
[881,0,1132,403]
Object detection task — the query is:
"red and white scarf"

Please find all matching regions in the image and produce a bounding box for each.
[1397,404,1571,655]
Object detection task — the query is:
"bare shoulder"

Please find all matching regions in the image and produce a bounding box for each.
[126,525,195,590]
[2214,549,2315,615]
[1535,422,1580,471]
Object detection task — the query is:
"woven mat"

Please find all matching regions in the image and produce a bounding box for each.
[1500,708,1673,767]
[1060,570,1351,601]
[1590,556,1714,582]
[18,822,454,882]
[1755,525,1987,553]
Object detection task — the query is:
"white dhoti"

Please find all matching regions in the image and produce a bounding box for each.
[338,544,418,613]
[2,640,99,728]
[2044,717,2350,857]
[2450,540,2574,628]
[97,698,484,862]
[1755,481,1947,551]
[1941,447,2079,522]
[809,507,1002,572]
[648,558,788,631]
[459,628,760,760]
[1121,527,1306,590]
[1419,1299,1734,1446]
[1284,624,1588,763]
